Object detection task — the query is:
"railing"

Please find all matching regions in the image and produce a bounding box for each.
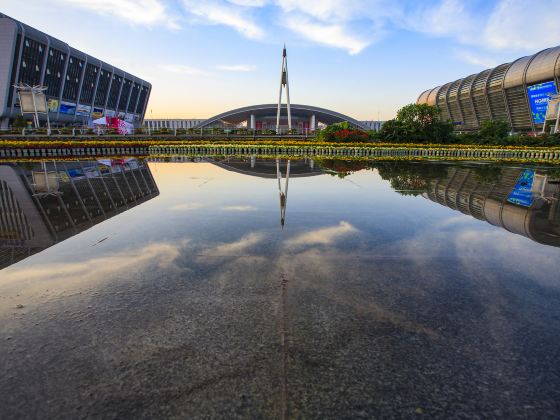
[0,127,319,138]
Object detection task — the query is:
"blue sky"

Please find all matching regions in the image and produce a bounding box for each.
[2,0,559,120]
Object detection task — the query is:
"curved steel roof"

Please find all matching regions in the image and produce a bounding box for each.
[196,104,369,130]
[418,45,560,103]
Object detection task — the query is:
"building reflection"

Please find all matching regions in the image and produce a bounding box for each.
[0,159,159,270]
[421,166,560,247]
[210,157,321,228]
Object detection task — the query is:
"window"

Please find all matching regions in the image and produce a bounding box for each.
[18,37,46,86]
[62,56,84,101]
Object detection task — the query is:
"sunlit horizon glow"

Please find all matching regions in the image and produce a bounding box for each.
[2,0,559,120]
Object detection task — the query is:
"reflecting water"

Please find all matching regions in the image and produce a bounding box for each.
[1,157,559,418]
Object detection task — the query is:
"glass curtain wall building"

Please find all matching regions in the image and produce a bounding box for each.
[417,46,560,133]
[0,14,151,128]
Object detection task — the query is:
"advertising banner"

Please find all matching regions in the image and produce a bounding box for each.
[105,110,116,117]
[124,113,134,123]
[59,101,76,115]
[507,169,535,207]
[527,81,557,123]
[67,167,85,180]
[47,98,59,113]
[76,104,91,117]
[83,166,100,178]
[91,107,104,119]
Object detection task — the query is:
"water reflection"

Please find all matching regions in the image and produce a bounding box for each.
[0,157,559,418]
[318,160,560,248]
[0,159,159,269]
[210,157,321,228]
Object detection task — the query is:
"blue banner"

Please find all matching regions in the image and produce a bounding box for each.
[527,81,557,124]
[507,169,535,207]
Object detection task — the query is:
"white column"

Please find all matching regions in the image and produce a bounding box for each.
[310,114,316,131]
[250,114,255,129]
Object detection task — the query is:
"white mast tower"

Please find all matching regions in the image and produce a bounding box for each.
[276,45,292,133]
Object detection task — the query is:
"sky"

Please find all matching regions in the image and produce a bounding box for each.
[2,0,560,120]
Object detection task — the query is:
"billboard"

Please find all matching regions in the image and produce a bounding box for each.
[545,98,560,121]
[527,81,557,123]
[76,104,91,117]
[19,91,48,113]
[91,107,104,119]
[47,98,59,113]
[507,169,535,207]
[59,102,76,115]
[105,109,116,117]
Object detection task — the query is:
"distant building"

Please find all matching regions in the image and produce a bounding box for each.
[0,13,151,128]
[143,119,206,130]
[417,45,560,133]
[359,120,384,131]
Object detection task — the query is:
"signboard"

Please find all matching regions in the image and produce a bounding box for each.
[105,109,116,117]
[124,113,134,123]
[507,169,535,207]
[67,167,85,180]
[76,104,91,117]
[59,101,76,115]
[545,98,560,120]
[19,90,48,113]
[47,98,59,113]
[117,112,126,119]
[91,107,104,119]
[83,166,100,178]
[527,81,557,123]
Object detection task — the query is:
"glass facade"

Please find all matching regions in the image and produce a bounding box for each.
[62,56,84,101]
[44,48,66,97]
[18,37,46,86]
[127,82,140,113]
[94,69,111,107]
[106,75,122,110]
[117,79,132,111]
[79,63,98,104]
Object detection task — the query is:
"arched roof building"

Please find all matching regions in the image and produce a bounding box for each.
[417,46,560,132]
[195,103,370,131]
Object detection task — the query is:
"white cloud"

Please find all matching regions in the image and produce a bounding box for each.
[159,64,206,75]
[221,205,258,211]
[283,15,371,55]
[228,0,268,6]
[169,202,205,211]
[406,0,560,54]
[182,0,265,39]
[216,64,257,72]
[56,0,180,29]
[483,0,560,51]
[285,221,358,247]
[455,50,499,69]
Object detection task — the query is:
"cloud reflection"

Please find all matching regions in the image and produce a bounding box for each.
[285,221,358,248]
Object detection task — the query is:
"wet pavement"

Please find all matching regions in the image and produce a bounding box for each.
[1,158,560,418]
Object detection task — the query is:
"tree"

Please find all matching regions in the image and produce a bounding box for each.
[379,103,454,143]
[12,115,29,129]
[479,120,510,140]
